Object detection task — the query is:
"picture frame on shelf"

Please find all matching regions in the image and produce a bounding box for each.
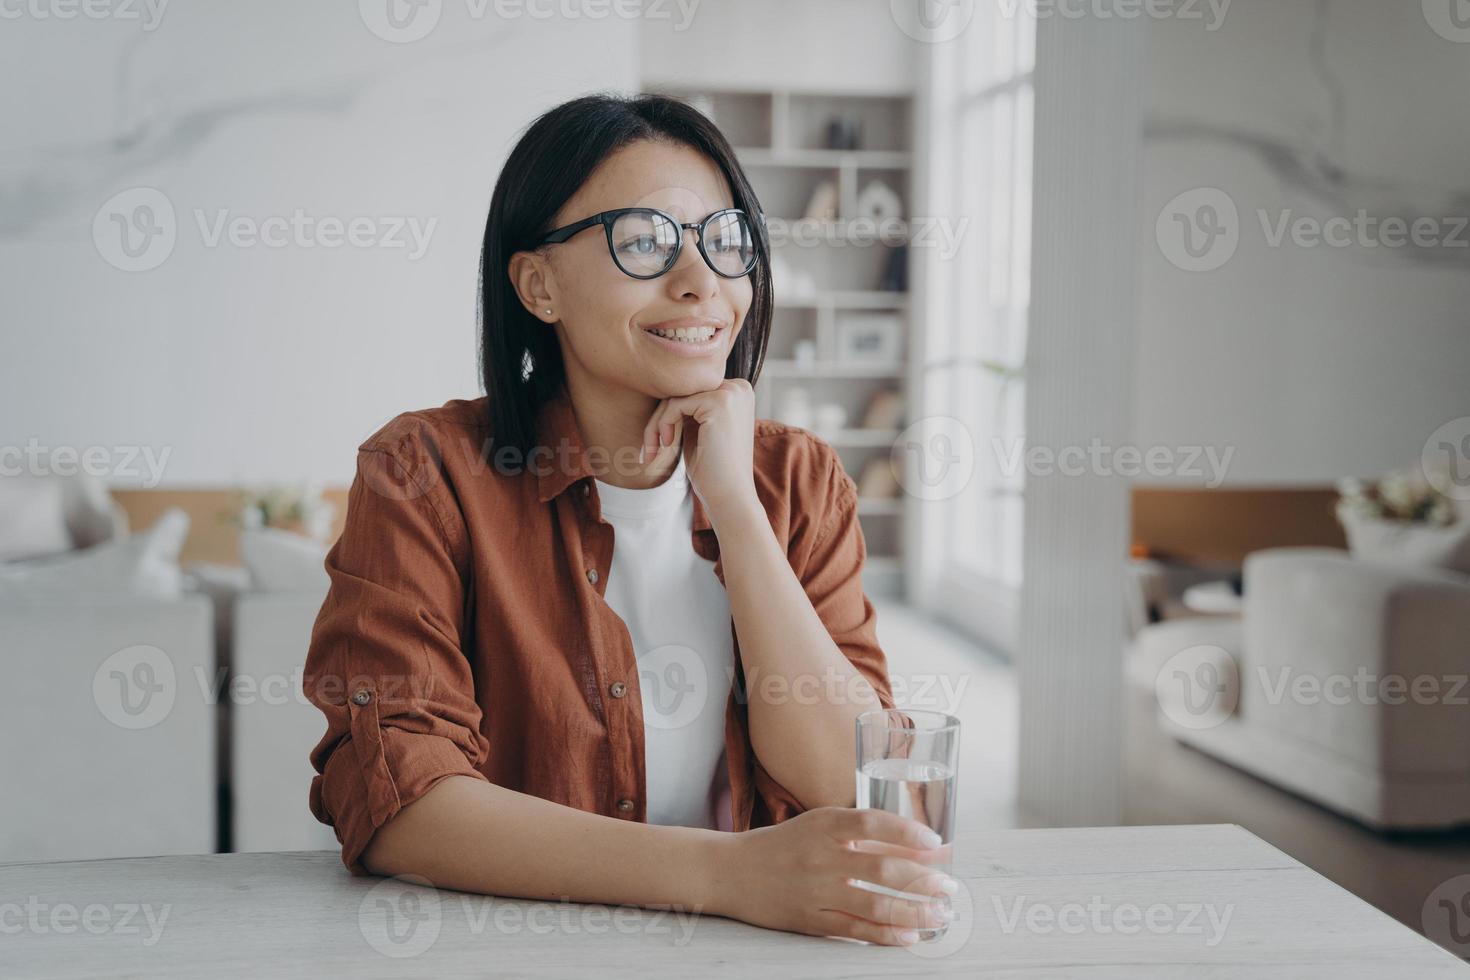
[835,312,903,363]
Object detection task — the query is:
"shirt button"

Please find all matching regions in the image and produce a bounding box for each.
[617,798,634,812]
[586,568,599,585]
[581,482,590,497]
[351,689,372,706]
[609,681,627,698]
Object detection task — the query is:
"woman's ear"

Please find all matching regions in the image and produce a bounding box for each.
[508,250,557,323]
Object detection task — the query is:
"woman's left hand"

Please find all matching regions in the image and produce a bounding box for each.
[641,379,759,527]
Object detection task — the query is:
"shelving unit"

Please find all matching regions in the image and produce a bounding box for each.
[645,86,915,597]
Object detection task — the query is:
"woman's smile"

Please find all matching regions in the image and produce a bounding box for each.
[639,314,730,357]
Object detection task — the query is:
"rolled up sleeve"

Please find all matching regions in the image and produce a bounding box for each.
[305,430,490,876]
[754,439,897,823]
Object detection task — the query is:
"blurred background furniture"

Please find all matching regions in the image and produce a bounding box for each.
[197,524,336,853]
[0,466,218,862]
[1181,579,1243,616]
[231,588,337,853]
[1142,547,1470,830]
[0,470,129,562]
[1,594,215,862]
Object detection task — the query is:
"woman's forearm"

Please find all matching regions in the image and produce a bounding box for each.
[361,774,732,913]
[363,773,956,946]
[712,502,881,810]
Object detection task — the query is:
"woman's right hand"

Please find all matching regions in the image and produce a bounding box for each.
[703,807,958,945]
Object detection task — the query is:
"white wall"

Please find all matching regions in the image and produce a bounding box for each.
[640,0,916,93]
[1,3,636,487]
[1137,0,1470,485]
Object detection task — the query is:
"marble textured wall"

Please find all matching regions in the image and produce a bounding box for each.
[1,3,636,485]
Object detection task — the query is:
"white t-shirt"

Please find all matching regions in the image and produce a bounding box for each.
[594,449,735,832]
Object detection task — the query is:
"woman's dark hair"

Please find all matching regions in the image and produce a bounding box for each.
[478,91,773,459]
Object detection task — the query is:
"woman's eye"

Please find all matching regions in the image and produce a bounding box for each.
[617,235,658,255]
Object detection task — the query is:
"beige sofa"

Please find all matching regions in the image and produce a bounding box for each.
[1133,547,1470,830]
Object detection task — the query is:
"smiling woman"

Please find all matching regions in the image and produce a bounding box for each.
[301,92,955,948]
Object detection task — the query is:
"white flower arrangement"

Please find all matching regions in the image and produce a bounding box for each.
[227,481,336,541]
[1336,466,1457,527]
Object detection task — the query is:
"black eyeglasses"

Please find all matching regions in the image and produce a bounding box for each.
[538,206,759,280]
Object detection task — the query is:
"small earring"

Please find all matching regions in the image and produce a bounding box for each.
[545,309,553,316]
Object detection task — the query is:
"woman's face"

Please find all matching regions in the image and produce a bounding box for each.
[511,139,754,400]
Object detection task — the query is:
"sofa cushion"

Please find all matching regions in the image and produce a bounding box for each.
[0,478,72,561]
[0,508,189,598]
[239,527,329,593]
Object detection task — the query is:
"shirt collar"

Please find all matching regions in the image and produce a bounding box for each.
[532,387,715,533]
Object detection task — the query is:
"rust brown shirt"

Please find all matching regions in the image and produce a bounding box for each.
[304,389,896,876]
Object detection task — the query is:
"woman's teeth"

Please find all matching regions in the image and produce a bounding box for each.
[648,325,717,342]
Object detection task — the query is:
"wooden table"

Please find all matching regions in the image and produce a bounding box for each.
[6,824,1466,978]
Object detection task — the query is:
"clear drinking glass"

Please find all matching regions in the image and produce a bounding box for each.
[854,708,960,941]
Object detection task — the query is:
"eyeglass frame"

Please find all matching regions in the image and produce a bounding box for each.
[536,206,762,281]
